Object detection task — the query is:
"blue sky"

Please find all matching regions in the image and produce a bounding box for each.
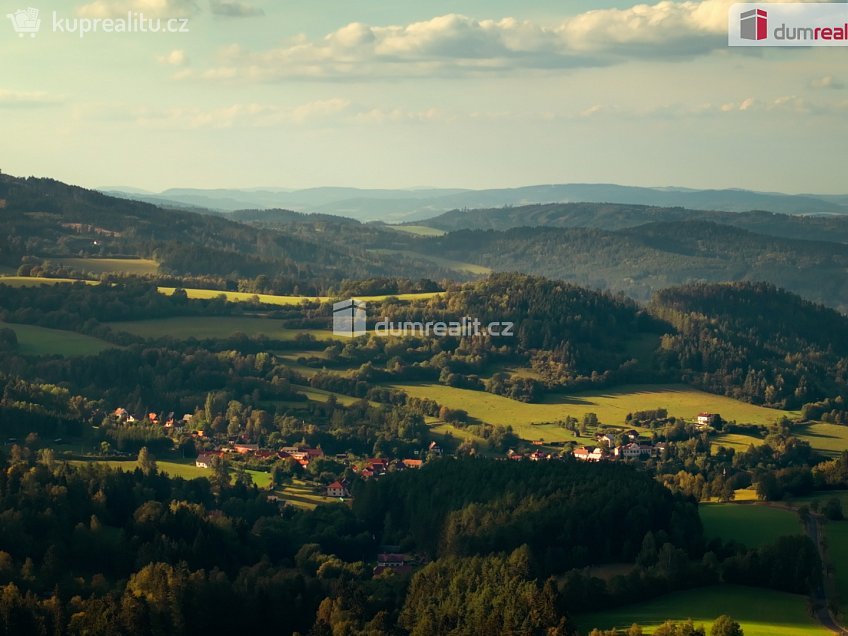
[1,0,846,192]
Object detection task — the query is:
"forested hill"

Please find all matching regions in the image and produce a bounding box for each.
[416,201,848,243]
[0,174,453,288]
[650,281,848,410]
[414,222,848,310]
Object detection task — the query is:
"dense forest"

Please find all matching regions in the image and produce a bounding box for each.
[0,449,821,636]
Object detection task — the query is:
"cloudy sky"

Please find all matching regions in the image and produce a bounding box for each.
[1,0,846,192]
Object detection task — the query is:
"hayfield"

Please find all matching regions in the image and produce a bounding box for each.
[0,276,97,287]
[388,225,446,237]
[71,458,271,487]
[576,585,827,636]
[825,521,848,616]
[52,257,159,275]
[0,321,114,356]
[795,423,848,455]
[371,248,491,275]
[277,479,336,510]
[157,286,441,305]
[699,503,802,548]
[105,316,333,341]
[386,382,796,433]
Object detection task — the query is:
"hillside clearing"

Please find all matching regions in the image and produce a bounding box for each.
[576,584,827,636]
[386,382,797,431]
[0,321,115,356]
[699,503,802,548]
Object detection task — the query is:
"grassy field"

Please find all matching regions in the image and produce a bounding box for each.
[52,257,159,275]
[715,423,848,456]
[277,479,336,509]
[0,276,97,287]
[157,287,441,306]
[699,503,802,548]
[795,423,848,455]
[825,521,848,616]
[387,382,796,432]
[388,225,446,237]
[106,316,334,340]
[371,248,491,275]
[71,458,271,487]
[0,321,115,356]
[576,585,826,636]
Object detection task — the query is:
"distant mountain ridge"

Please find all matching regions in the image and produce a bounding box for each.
[416,202,848,244]
[101,183,848,222]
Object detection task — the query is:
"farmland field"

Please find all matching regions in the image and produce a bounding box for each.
[699,503,802,548]
[0,276,97,287]
[157,286,441,305]
[716,424,848,456]
[106,316,334,340]
[795,423,848,455]
[388,225,446,237]
[826,521,848,616]
[277,479,336,509]
[52,257,159,275]
[371,248,492,275]
[0,321,115,356]
[386,382,796,432]
[576,585,827,636]
[71,458,271,488]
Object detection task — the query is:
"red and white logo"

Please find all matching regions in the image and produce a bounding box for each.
[740,8,768,40]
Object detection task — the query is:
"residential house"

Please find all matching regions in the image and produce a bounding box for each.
[326,481,350,498]
[615,442,657,459]
[195,453,216,469]
[595,433,617,447]
[402,459,423,469]
[428,441,443,457]
[233,443,259,455]
[573,446,605,462]
[697,413,719,428]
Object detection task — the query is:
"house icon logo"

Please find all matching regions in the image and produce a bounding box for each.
[332,299,367,337]
[6,7,41,38]
[740,8,767,41]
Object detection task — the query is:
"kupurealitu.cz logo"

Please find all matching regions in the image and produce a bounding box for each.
[730,3,848,46]
[6,6,190,39]
[331,298,514,338]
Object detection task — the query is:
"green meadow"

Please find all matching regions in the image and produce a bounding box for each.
[371,248,492,275]
[105,316,334,341]
[387,382,796,431]
[388,225,446,237]
[795,423,848,455]
[0,276,97,287]
[699,503,802,548]
[71,458,271,488]
[576,585,827,636]
[157,286,441,305]
[0,321,114,356]
[52,257,159,275]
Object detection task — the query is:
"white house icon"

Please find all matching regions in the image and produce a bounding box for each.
[332,299,367,337]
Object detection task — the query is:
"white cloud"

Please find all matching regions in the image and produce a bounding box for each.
[810,75,844,90]
[76,0,200,18]
[132,98,350,129]
[158,49,189,65]
[209,0,264,17]
[0,89,61,107]
[184,0,818,81]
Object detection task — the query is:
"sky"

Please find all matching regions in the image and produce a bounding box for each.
[0,0,846,192]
